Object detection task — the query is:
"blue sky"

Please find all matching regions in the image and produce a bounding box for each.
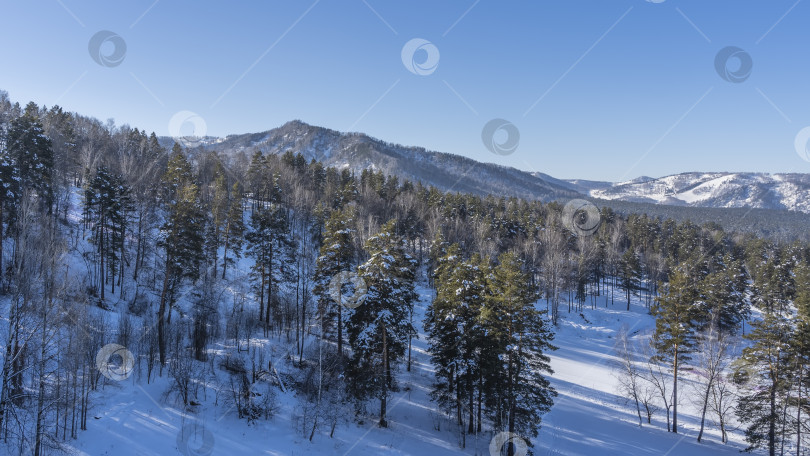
[1,0,808,181]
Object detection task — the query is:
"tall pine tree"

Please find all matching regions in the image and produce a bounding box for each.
[735,312,793,456]
[620,249,641,311]
[792,262,810,454]
[481,252,556,454]
[157,144,204,366]
[312,207,355,354]
[246,185,295,332]
[221,182,244,278]
[426,244,488,439]
[347,220,416,427]
[651,267,698,433]
[0,103,54,278]
[83,167,132,300]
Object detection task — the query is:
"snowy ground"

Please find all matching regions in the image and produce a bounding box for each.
[535,296,747,456]
[61,283,750,456]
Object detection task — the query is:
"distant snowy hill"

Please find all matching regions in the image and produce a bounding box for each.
[581,172,810,213]
[175,121,580,202]
[166,123,810,213]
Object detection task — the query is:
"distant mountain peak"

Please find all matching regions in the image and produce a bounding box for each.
[162,121,810,213]
[198,121,579,202]
[589,171,810,213]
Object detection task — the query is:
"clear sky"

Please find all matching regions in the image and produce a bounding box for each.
[1,0,808,181]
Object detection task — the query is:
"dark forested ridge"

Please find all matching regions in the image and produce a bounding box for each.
[0,92,809,455]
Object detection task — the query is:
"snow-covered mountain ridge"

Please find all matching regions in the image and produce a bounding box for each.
[168,121,810,213]
[574,172,810,213]
[180,121,580,202]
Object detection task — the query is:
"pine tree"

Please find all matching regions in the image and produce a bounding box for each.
[312,207,355,354]
[792,262,810,454]
[221,182,244,278]
[620,248,641,311]
[427,230,449,288]
[246,194,295,331]
[0,103,54,278]
[651,267,698,433]
[3,102,54,210]
[734,312,793,456]
[749,247,795,315]
[157,144,204,366]
[83,167,132,300]
[206,160,228,277]
[695,255,748,335]
[246,151,271,206]
[481,252,556,454]
[426,244,488,439]
[346,220,416,427]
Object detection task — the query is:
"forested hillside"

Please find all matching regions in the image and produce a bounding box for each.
[161,121,810,242]
[0,92,809,455]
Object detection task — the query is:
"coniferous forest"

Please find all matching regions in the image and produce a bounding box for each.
[1,91,810,456]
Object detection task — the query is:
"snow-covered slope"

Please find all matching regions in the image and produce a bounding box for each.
[583,172,810,213]
[165,123,810,214]
[165,121,581,202]
[8,188,746,455]
[66,282,747,455]
[537,297,745,455]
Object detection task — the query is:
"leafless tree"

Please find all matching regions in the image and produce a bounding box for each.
[614,325,644,427]
[692,324,734,443]
[641,334,673,432]
[541,213,569,325]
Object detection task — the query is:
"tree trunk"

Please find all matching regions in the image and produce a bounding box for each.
[300,277,306,364]
[222,219,230,279]
[626,287,630,311]
[456,381,462,427]
[337,301,343,355]
[797,362,802,456]
[99,223,105,300]
[379,326,388,428]
[673,347,678,433]
[119,225,125,298]
[110,227,116,295]
[0,197,4,283]
[133,211,142,281]
[467,375,474,434]
[265,261,272,329]
[34,287,50,456]
[697,378,712,442]
[310,324,324,442]
[407,335,412,372]
[158,257,171,367]
[507,345,516,456]
[0,298,17,434]
[258,269,265,323]
[477,373,483,433]
[770,378,777,456]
